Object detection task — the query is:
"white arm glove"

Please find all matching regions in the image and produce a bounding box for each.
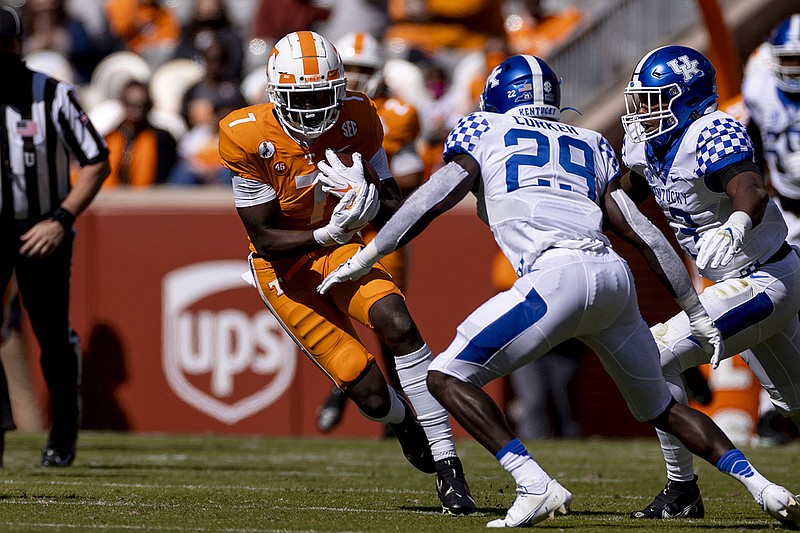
[317,149,367,197]
[317,241,386,294]
[695,211,752,269]
[677,291,725,368]
[312,185,381,246]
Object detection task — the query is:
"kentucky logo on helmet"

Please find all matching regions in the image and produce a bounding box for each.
[667,55,702,82]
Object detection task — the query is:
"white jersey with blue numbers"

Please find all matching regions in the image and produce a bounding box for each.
[443,111,617,276]
[622,110,787,282]
[742,60,800,199]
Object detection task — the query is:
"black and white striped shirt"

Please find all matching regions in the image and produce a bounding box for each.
[0,61,108,225]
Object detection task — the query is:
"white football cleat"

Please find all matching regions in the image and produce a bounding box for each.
[761,484,800,529]
[486,479,572,528]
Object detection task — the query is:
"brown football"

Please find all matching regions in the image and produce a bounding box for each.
[332,152,381,187]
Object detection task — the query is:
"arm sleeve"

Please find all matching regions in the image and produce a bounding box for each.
[371,161,470,255]
[609,188,695,300]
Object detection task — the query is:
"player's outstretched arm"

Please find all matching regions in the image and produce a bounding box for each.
[605,183,724,366]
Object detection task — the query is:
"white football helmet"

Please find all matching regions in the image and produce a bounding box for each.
[335,32,384,98]
[769,15,800,93]
[267,31,346,138]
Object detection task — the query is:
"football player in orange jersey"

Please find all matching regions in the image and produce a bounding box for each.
[316,32,427,435]
[217,30,474,515]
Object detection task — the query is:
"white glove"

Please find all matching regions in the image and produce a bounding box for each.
[316,249,375,294]
[677,291,725,369]
[695,211,752,269]
[317,149,366,197]
[313,185,381,246]
[783,151,800,180]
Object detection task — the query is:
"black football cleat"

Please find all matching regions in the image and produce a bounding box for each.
[317,386,348,433]
[435,457,476,515]
[631,475,704,519]
[388,394,436,474]
[41,446,75,467]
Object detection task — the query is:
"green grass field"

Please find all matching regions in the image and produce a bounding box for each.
[0,431,797,532]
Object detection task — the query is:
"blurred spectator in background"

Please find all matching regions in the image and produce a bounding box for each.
[504,0,584,58]
[172,0,243,83]
[181,35,246,131]
[247,0,330,73]
[490,250,583,439]
[317,31,425,432]
[105,80,176,187]
[417,63,461,178]
[21,0,116,84]
[383,0,505,73]
[105,0,180,67]
[318,0,388,43]
[167,98,234,186]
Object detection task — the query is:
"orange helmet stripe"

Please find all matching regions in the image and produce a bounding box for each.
[297,31,320,77]
[353,33,365,54]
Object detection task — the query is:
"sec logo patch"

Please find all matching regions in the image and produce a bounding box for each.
[273,161,288,174]
[341,120,358,138]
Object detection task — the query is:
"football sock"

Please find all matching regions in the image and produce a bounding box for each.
[658,376,696,482]
[717,449,771,505]
[395,344,456,461]
[359,386,405,424]
[496,438,551,493]
[656,428,696,482]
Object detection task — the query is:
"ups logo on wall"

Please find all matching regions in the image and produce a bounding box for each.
[161,261,297,424]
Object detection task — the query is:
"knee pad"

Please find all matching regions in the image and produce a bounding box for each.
[282,304,374,386]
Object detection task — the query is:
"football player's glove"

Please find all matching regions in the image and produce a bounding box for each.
[317,150,367,197]
[695,211,751,270]
[313,184,380,246]
[677,291,725,369]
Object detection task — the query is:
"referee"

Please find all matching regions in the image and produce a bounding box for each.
[0,6,109,467]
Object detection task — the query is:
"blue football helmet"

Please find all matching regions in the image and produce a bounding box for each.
[479,55,561,120]
[769,15,800,93]
[621,45,718,147]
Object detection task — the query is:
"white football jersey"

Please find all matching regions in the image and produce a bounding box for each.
[742,55,800,199]
[622,110,787,282]
[443,110,617,277]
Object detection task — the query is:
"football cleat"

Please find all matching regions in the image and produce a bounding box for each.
[316,386,348,433]
[486,479,571,528]
[388,394,435,474]
[761,484,800,529]
[631,475,704,519]
[41,446,75,467]
[435,457,476,515]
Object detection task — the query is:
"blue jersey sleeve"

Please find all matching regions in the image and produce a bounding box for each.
[695,116,754,177]
[442,113,491,162]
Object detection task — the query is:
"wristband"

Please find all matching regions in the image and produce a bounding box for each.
[50,207,76,230]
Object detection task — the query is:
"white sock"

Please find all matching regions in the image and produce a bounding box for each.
[656,428,696,482]
[658,376,696,482]
[497,439,551,493]
[395,344,456,461]
[358,386,405,424]
[717,449,772,505]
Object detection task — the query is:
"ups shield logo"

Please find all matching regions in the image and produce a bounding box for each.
[162,261,297,424]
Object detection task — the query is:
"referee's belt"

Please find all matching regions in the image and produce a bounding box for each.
[738,242,794,277]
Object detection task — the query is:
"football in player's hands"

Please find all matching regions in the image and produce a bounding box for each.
[317,151,380,197]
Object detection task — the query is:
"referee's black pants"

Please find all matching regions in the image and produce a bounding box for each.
[0,227,80,451]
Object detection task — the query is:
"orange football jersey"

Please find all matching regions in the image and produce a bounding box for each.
[219,92,384,234]
[373,96,420,159]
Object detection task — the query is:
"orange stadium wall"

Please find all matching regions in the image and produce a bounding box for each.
[21,192,679,439]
